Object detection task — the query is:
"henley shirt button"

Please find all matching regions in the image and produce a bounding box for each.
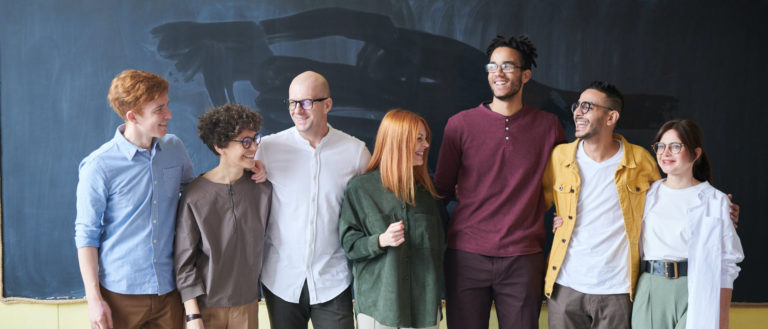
[505,136,509,140]
[505,127,509,131]
[505,119,509,122]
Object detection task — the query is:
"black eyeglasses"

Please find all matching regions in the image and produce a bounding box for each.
[652,142,684,154]
[571,101,615,114]
[232,134,261,149]
[485,62,523,73]
[285,97,329,111]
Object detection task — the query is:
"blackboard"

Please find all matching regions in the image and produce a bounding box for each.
[1,0,766,302]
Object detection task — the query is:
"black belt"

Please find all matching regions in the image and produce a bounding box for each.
[642,260,688,279]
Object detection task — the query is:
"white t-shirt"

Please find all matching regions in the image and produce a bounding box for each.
[642,181,708,261]
[557,140,629,294]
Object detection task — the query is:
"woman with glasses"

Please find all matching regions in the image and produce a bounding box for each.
[174,103,272,329]
[339,109,447,329]
[631,119,744,329]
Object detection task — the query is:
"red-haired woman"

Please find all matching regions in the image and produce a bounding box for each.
[339,109,446,329]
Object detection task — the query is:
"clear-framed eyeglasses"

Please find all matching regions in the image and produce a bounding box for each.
[485,62,523,73]
[652,142,684,154]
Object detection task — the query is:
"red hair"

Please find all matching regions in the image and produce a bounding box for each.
[366,109,440,205]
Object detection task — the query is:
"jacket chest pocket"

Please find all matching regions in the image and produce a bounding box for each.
[554,182,576,217]
[625,182,650,219]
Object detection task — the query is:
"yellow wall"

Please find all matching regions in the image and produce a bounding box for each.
[1,302,766,329]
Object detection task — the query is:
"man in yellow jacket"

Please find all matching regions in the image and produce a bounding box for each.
[541,82,739,329]
[541,81,659,329]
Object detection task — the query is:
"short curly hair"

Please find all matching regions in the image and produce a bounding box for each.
[108,70,169,120]
[486,35,538,70]
[197,103,263,155]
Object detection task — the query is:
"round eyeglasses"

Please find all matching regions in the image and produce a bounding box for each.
[232,134,261,149]
[285,97,329,111]
[652,142,684,154]
[571,101,615,114]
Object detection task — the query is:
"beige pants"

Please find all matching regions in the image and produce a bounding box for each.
[192,299,259,329]
[356,312,440,329]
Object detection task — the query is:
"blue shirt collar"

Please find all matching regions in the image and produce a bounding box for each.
[114,124,162,160]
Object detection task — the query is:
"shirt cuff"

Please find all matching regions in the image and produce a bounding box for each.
[367,235,386,258]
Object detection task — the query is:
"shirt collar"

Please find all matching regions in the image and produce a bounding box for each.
[114,124,161,160]
[561,134,630,168]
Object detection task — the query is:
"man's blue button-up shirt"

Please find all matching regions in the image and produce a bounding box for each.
[75,125,194,295]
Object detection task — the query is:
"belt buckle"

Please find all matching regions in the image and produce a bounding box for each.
[664,261,678,279]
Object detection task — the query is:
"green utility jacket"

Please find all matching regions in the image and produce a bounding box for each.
[339,170,447,328]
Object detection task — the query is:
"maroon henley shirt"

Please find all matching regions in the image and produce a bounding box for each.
[434,102,565,257]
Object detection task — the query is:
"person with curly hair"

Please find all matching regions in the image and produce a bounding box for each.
[434,35,565,329]
[174,103,272,329]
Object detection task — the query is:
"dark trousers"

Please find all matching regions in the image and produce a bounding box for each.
[99,286,183,329]
[444,249,545,329]
[547,283,631,329]
[263,281,354,329]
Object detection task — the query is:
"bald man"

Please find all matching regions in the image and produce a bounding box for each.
[255,71,370,329]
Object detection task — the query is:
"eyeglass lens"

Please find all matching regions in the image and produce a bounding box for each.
[653,142,683,154]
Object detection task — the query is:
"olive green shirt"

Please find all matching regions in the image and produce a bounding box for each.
[339,170,447,328]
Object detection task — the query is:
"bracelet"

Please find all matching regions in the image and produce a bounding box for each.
[185,314,203,322]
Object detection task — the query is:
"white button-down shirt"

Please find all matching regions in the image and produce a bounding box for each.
[256,125,370,304]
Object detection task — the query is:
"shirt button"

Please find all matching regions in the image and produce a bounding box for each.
[505,127,509,131]
[153,240,157,244]
[153,220,157,224]
[505,119,509,122]
[505,136,509,140]
[153,200,157,204]
[312,197,316,202]
[153,259,157,263]
[154,180,157,185]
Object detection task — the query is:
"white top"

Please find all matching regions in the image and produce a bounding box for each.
[256,125,371,304]
[557,140,629,294]
[641,182,707,261]
[643,180,743,329]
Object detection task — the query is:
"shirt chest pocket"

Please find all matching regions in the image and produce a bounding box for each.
[408,213,442,249]
[161,166,182,199]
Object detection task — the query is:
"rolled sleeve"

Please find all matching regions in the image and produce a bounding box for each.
[75,158,107,248]
[720,199,744,288]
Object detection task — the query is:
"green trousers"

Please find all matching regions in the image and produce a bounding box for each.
[631,272,688,329]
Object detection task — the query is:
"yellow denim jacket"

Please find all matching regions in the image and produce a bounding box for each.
[542,134,660,300]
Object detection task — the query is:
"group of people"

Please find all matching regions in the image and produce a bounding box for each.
[75,34,743,329]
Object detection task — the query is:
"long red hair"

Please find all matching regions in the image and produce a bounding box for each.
[366,109,440,205]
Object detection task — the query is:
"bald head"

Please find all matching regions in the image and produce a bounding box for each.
[289,71,330,98]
